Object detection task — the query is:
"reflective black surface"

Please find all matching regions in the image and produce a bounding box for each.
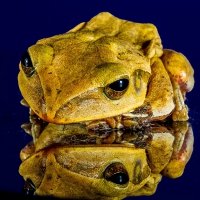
[0,1,199,199]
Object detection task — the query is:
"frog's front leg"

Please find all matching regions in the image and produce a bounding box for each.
[144,57,175,120]
[171,81,189,121]
[161,49,194,121]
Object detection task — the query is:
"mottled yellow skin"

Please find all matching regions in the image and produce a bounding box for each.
[18,12,194,200]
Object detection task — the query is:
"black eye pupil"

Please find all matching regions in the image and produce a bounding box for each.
[21,51,35,77]
[24,58,29,67]
[22,179,35,195]
[21,51,33,67]
[108,172,129,185]
[104,163,129,185]
[109,79,129,91]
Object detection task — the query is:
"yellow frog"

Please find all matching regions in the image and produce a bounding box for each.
[18,12,194,200]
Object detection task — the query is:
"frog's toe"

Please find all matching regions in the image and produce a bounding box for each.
[172,106,189,121]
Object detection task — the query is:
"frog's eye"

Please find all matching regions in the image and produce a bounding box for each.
[104,78,129,100]
[21,51,35,77]
[104,162,129,185]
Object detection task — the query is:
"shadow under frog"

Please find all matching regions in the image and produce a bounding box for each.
[17,12,195,200]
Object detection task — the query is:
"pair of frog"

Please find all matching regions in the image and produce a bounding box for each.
[18,12,194,200]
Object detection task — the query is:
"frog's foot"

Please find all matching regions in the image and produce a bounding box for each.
[171,81,189,121]
[144,57,175,121]
[20,99,49,143]
[87,103,153,132]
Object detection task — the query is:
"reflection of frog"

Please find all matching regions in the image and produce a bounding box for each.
[19,121,193,199]
[18,12,194,199]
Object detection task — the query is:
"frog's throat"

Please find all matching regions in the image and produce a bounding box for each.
[20,98,153,131]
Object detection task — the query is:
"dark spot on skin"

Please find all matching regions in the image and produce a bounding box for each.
[49,107,53,111]
[137,52,143,57]
[48,72,52,74]
[46,174,52,181]
[56,89,61,94]
[46,87,52,96]
[36,172,44,177]
[35,155,40,159]
[57,175,61,179]
[49,162,53,166]
[118,52,124,56]
[143,183,149,188]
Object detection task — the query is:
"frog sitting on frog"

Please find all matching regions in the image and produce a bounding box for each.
[18,12,194,200]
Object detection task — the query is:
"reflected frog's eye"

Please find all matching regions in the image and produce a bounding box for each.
[21,51,35,77]
[104,162,129,185]
[104,78,129,100]
[22,179,36,195]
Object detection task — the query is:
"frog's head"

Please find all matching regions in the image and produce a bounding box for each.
[18,12,163,124]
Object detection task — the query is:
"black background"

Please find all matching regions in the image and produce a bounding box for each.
[0,1,199,200]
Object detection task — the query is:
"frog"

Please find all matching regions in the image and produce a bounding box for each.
[18,12,194,200]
